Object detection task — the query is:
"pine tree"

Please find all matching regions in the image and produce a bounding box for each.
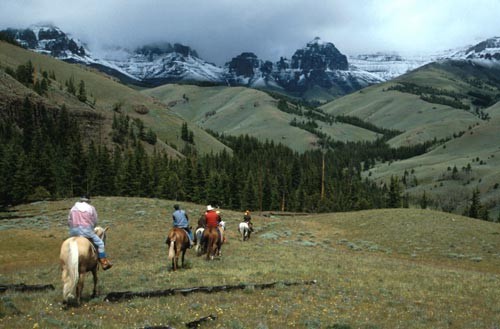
[77,80,87,102]
[241,171,258,211]
[387,176,402,208]
[468,188,481,219]
[66,76,76,95]
[181,122,189,141]
[420,191,428,209]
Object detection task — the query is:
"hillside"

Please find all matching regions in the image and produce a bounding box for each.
[319,60,500,215]
[143,84,380,152]
[320,61,500,145]
[0,197,499,328]
[366,113,500,216]
[0,40,229,155]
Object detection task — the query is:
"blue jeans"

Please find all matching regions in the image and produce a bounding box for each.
[69,227,105,254]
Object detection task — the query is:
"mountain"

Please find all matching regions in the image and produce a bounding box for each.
[98,42,224,85]
[351,38,500,82]
[4,25,385,101]
[450,36,500,61]
[0,40,229,156]
[224,37,383,102]
[2,24,89,61]
[348,52,436,81]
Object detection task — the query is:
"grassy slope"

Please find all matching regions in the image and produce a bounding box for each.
[319,61,500,213]
[319,80,480,148]
[318,61,500,147]
[144,84,379,153]
[366,113,500,214]
[0,41,229,155]
[0,197,499,328]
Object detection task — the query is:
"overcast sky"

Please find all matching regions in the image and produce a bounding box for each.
[1,0,499,65]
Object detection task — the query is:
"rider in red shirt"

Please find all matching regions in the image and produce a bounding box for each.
[205,205,220,228]
[204,205,223,243]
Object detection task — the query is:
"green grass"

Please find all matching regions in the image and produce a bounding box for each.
[143,84,379,152]
[319,60,500,147]
[1,197,499,328]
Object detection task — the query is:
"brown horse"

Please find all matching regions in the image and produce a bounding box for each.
[166,228,190,271]
[203,225,225,260]
[59,226,108,305]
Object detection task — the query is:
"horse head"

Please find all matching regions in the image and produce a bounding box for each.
[94,226,109,244]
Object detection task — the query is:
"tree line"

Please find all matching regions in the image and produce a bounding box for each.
[0,97,395,212]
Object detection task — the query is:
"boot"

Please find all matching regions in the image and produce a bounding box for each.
[99,257,113,270]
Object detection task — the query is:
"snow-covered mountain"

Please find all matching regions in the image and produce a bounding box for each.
[3,24,90,62]
[2,24,223,84]
[5,24,500,100]
[350,38,500,81]
[99,43,224,84]
[224,37,384,97]
[449,37,500,61]
[348,52,435,80]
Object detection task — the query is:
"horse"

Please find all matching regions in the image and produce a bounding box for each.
[194,227,205,256]
[203,224,225,260]
[59,226,108,306]
[238,221,251,241]
[166,227,190,271]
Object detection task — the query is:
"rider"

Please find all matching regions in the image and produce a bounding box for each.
[68,197,112,270]
[243,210,254,232]
[205,205,222,243]
[172,204,193,247]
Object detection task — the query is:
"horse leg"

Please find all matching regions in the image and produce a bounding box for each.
[76,273,85,305]
[206,237,212,260]
[91,268,98,298]
[181,248,186,268]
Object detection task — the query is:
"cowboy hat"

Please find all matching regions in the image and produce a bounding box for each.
[207,205,214,211]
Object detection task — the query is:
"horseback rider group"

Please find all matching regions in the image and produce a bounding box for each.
[67,196,255,271]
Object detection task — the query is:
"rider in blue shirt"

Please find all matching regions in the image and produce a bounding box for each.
[172,204,193,247]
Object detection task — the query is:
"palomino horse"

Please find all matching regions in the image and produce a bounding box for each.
[238,222,251,241]
[166,227,190,271]
[203,224,225,260]
[60,226,108,305]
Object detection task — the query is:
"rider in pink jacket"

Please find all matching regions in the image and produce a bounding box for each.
[68,197,112,270]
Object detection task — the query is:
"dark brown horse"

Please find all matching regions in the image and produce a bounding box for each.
[59,226,108,305]
[166,228,190,271]
[203,225,225,260]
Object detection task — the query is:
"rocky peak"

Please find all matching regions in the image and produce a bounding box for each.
[291,37,348,71]
[135,42,199,59]
[226,52,261,77]
[464,37,500,60]
[1,24,87,58]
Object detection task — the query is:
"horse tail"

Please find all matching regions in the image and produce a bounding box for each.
[206,228,216,260]
[238,222,246,241]
[168,237,176,260]
[195,228,204,254]
[62,239,79,301]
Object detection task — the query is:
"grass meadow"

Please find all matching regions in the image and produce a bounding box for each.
[1,197,499,328]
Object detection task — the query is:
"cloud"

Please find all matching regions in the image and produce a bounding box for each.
[1,0,499,65]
